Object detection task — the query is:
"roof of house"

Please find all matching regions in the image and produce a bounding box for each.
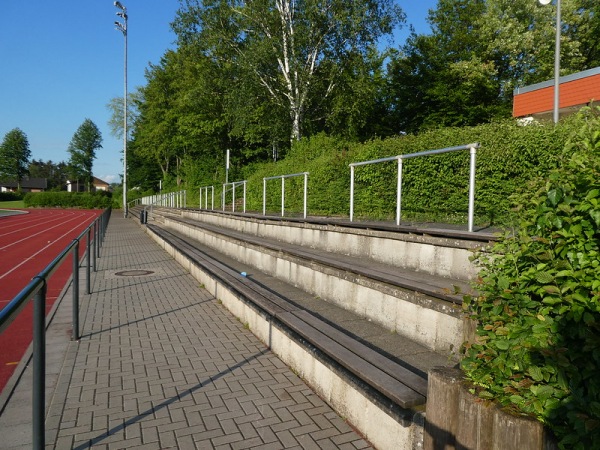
[513,66,600,118]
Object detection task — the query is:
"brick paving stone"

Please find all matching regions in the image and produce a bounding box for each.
[1,216,373,450]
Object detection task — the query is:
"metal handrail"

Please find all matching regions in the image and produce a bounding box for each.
[349,143,480,231]
[0,207,111,450]
[263,172,309,218]
[199,185,215,210]
[222,181,247,213]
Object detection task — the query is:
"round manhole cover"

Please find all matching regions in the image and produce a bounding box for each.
[115,270,155,277]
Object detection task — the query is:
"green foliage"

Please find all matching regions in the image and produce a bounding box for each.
[67,119,102,192]
[0,128,31,186]
[0,191,23,202]
[461,107,600,448]
[24,191,112,209]
[235,118,578,226]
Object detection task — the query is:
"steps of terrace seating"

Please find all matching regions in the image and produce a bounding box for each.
[145,207,484,354]
[146,223,443,410]
[132,206,493,448]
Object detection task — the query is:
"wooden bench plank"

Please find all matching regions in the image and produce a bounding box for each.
[291,310,428,396]
[277,311,426,408]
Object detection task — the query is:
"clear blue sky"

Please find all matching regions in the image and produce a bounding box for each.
[0,1,436,185]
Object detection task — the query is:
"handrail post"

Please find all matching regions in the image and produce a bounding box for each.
[350,165,355,222]
[32,278,47,450]
[86,228,91,294]
[93,222,97,272]
[468,146,477,232]
[243,181,246,213]
[303,173,308,219]
[72,240,80,341]
[96,219,101,258]
[396,157,403,226]
[281,177,285,217]
[263,179,267,216]
[232,183,236,213]
[211,186,214,210]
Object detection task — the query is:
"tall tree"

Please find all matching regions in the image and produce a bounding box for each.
[0,128,31,190]
[67,119,102,192]
[173,0,404,143]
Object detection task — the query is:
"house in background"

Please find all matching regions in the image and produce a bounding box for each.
[0,178,48,193]
[513,66,600,120]
[66,177,111,193]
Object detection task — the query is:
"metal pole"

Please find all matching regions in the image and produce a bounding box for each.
[553,0,561,124]
[93,222,97,272]
[86,229,91,294]
[396,158,403,226]
[32,278,47,450]
[232,183,236,213]
[72,241,80,341]
[243,181,246,213]
[263,179,267,216]
[350,166,355,222]
[468,146,477,232]
[281,177,285,217]
[303,173,308,219]
[211,186,214,210]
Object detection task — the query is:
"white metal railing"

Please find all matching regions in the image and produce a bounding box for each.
[138,190,187,209]
[349,143,480,231]
[222,181,247,213]
[263,172,309,219]
[199,185,215,210]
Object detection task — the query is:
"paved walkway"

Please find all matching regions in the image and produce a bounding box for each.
[0,216,371,449]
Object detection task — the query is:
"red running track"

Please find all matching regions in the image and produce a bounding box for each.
[0,209,102,394]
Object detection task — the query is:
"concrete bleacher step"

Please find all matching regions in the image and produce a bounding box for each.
[133,206,491,449]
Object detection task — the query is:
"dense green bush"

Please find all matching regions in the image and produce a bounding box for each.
[461,107,600,449]
[0,191,23,202]
[236,117,579,225]
[24,191,112,209]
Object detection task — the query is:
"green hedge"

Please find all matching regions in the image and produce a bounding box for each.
[0,191,24,202]
[24,191,112,209]
[236,116,581,226]
[462,107,600,449]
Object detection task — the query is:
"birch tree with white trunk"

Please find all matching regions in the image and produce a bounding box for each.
[173,0,404,143]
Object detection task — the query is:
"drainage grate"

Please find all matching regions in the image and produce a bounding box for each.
[114,270,155,277]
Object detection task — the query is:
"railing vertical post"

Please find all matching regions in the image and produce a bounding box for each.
[32,279,46,450]
[303,173,308,219]
[350,165,355,222]
[222,184,226,211]
[232,184,236,213]
[243,181,246,213]
[199,188,202,209]
[86,228,91,294]
[72,241,80,341]
[96,219,101,258]
[468,146,477,232]
[263,179,267,216]
[93,222,97,272]
[396,157,403,226]
[281,177,285,217]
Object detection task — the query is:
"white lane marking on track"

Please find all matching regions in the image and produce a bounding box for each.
[0,213,91,251]
[0,216,94,281]
[0,211,79,238]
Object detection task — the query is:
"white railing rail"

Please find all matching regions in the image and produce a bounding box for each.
[222,181,247,213]
[199,185,215,210]
[263,172,309,219]
[349,143,480,231]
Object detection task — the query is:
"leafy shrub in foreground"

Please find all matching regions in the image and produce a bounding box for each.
[461,108,600,449]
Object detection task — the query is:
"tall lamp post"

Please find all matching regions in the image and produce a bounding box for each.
[114,1,128,217]
[539,0,561,124]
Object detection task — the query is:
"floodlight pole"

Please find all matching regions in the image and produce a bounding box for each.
[115,1,128,217]
[539,0,561,124]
